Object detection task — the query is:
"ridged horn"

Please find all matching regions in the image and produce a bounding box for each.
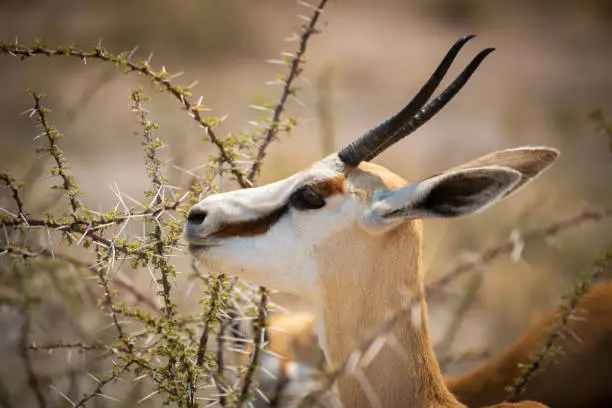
[338,35,494,166]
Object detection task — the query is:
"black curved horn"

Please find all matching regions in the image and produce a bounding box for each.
[338,35,494,166]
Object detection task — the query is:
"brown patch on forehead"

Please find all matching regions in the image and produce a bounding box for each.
[310,174,345,197]
[211,205,288,238]
[343,161,408,196]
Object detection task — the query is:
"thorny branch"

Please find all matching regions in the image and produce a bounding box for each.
[97,250,132,353]
[1,245,159,312]
[30,92,81,214]
[0,41,249,187]
[215,312,230,407]
[506,251,612,400]
[28,342,107,352]
[73,362,134,408]
[1,197,185,247]
[196,274,226,367]
[298,207,612,406]
[247,0,329,182]
[131,89,192,401]
[238,288,269,405]
[1,92,190,264]
[15,270,47,408]
[436,272,483,363]
[2,215,147,256]
[131,89,176,319]
[0,173,24,215]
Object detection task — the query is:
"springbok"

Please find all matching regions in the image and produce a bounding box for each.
[185,35,559,407]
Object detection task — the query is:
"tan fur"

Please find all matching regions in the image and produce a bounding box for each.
[315,164,461,407]
[312,159,552,407]
[311,174,346,197]
[354,161,410,192]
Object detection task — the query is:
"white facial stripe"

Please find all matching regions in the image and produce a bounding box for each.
[207,174,300,216]
[200,156,344,228]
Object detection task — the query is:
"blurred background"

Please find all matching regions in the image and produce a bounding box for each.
[1,0,612,406]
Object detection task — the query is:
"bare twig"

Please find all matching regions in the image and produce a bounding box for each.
[436,272,483,360]
[427,208,612,296]
[438,349,491,371]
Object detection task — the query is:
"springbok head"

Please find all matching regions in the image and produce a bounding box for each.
[185,35,558,298]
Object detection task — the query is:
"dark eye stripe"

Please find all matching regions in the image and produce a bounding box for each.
[212,204,288,238]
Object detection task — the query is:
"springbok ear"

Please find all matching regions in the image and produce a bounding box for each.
[360,166,522,234]
[446,147,559,198]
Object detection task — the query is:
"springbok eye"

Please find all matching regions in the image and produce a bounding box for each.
[290,186,325,210]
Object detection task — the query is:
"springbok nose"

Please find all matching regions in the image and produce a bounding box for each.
[187,207,208,226]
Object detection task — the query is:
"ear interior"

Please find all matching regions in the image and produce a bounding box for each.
[446,147,559,197]
[360,166,522,234]
[359,146,559,234]
[400,166,522,218]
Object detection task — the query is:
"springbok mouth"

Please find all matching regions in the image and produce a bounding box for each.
[186,233,224,252]
[188,244,204,255]
[188,242,223,253]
